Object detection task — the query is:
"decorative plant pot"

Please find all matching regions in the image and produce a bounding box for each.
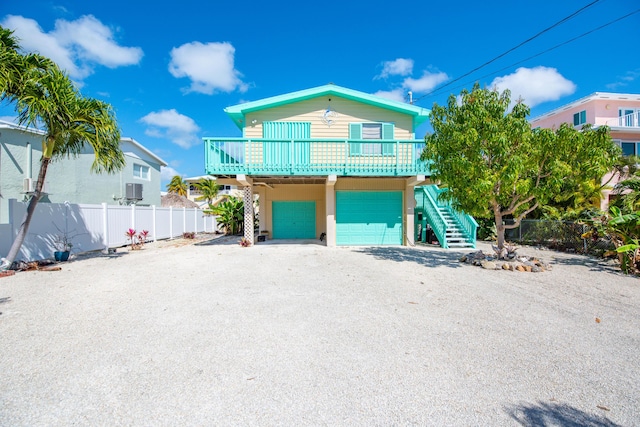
[54,251,70,262]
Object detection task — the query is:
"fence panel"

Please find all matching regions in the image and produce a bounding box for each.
[155,208,171,240]
[0,199,212,262]
[107,205,134,248]
[505,219,613,256]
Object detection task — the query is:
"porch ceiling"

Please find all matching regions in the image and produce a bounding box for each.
[252,176,327,185]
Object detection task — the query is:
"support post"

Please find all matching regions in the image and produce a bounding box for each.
[243,185,254,245]
[325,175,337,247]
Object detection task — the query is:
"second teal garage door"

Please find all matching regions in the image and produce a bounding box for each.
[272,201,316,239]
[336,191,403,245]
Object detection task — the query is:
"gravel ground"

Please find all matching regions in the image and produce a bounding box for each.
[1,236,639,426]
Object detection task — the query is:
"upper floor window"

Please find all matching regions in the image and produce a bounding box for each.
[349,122,395,156]
[573,110,587,126]
[133,163,150,180]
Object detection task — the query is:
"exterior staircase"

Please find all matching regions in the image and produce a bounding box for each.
[415,185,477,249]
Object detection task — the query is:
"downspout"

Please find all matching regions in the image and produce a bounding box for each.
[26,142,32,180]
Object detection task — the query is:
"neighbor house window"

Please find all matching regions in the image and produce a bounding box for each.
[573,110,587,126]
[133,163,150,180]
[621,142,637,157]
[349,122,395,156]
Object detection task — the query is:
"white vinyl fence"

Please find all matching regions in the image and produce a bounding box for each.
[0,199,217,262]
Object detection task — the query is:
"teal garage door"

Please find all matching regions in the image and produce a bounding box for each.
[336,191,403,245]
[272,201,316,239]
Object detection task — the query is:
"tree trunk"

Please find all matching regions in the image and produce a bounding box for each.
[494,204,506,250]
[4,158,51,266]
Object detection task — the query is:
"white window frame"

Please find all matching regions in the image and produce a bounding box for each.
[133,163,150,180]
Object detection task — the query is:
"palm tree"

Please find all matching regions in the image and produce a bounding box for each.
[166,175,187,196]
[1,28,124,265]
[194,177,219,207]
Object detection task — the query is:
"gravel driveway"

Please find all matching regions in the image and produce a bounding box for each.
[1,237,639,426]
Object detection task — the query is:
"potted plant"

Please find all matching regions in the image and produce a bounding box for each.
[53,234,73,261]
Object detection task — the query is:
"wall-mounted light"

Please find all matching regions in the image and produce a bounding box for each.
[251,119,257,124]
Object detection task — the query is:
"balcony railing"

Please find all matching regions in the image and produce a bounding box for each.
[606,112,640,128]
[204,138,430,176]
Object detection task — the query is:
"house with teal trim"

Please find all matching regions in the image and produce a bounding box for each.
[0,120,167,223]
[204,84,476,247]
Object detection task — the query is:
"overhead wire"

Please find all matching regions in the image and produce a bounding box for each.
[411,0,603,104]
[416,7,640,104]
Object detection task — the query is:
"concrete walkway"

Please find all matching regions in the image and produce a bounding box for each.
[1,238,638,426]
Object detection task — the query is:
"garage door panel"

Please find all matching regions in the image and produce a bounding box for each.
[336,191,402,245]
[272,201,316,239]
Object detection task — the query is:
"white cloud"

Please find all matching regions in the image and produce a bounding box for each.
[377,58,414,79]
[373,88,406,103]
[1,14,143,80]
[140,109,201,149]
[169,41,248,94]
[161,166,182,181]
[490,66,576,108]
[606,68,640,90]
[402,70,449,93]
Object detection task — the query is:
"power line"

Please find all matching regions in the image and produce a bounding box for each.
[418,7,640,103]
[412,0,602,103]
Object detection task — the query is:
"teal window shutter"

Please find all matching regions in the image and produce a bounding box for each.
[349,123,362,155]
[382,123,394,139]
[381,123,394,155]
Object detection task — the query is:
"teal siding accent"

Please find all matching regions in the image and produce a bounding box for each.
[336,191,402,245]
[272,201,316,239]
[349,123,362,155]
[382,123,394,139]
[263,121,311,166]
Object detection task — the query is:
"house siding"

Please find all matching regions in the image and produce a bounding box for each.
[0,127,163,223]
[244,97,414,139]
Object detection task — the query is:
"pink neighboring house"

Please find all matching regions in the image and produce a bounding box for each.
[530,92,640,210]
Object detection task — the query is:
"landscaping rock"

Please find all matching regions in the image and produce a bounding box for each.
[481,260,497,270]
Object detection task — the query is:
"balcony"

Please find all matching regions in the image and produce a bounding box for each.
[605,112,640,129]
[204,138,430,177]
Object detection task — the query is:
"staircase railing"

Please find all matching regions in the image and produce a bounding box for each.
[421,185,477,248]
[420,187,449,248]
[452,207,478,248]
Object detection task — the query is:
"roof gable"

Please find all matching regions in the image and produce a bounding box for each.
[224,84,430,130]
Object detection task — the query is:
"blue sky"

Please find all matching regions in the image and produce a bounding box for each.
[1,0,639,186]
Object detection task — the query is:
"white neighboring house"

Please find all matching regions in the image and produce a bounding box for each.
[185,175,242,208]
[0,120,167,223]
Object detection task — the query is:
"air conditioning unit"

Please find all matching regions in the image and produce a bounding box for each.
[126,183,143,200]
[23,178,33,192]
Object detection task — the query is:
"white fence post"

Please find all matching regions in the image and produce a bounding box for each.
[169,206,173,239]
[131,204,136,230]
[152,205,157,242]
[194,208,198,233]
[102,202,109,251]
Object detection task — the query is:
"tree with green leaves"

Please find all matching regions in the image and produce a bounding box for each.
[194,177,219,207]
[212,197,244,235]
[166,175,187,196]
[423,84,619,252]
[1,26,124,267]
